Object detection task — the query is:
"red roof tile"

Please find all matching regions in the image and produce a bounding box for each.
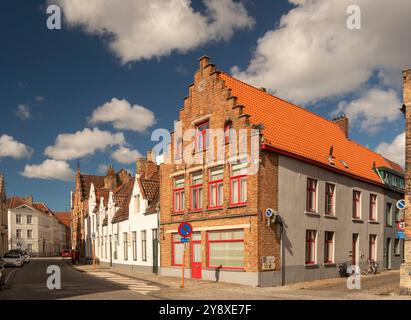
[219,72,403,185]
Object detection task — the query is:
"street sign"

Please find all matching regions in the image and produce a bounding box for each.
[181,237,190,243]
[397,231,405,239]
[262,256,276,271]
[178,222,193,238]
[396,199,406,210]
[265,208,274,218]
[398,222,406,231]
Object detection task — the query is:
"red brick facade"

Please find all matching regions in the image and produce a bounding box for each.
[159,57,280,283]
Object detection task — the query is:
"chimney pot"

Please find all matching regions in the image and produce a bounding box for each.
[333,115,349,138]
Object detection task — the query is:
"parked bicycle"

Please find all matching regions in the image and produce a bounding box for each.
[338,261,354,277]
[363,258,379,275]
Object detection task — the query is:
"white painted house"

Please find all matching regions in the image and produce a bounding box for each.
[85,153,160,273]
[7,196,67,256]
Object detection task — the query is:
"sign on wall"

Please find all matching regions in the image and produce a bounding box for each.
[262,256,276,271]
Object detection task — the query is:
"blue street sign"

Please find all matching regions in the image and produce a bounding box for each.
[397,231,405,239]
[396,199,406,210]
[265,208,274,218]
[181,237,190,243]
[178,222,193,237]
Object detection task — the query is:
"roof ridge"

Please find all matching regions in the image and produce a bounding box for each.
[219,71,346,131]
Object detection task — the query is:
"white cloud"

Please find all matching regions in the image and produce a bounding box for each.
[111,146,141,164]
[45,128,125,160]
[334,88,402,135]
[51,0,254,63]
[0,135,33,159]
[97,164,109,174]
[232,0,411,104]
[16,104,31,120]
[21,159,74,182]
[375,132,405,167]
[89,98,156,132]
[35,96,45,103]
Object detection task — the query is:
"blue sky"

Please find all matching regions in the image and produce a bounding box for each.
[0,0,408,211]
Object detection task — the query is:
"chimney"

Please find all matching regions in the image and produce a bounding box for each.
[146,150,154,163]
[104,164,117,190]
[136,158,147,176]
[332,115,349,138]
[25,196,33,206]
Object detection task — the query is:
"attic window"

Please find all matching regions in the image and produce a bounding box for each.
[340,160,349,169]
[327,156,335,165]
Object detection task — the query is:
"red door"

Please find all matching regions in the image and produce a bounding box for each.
[191,239,202,279]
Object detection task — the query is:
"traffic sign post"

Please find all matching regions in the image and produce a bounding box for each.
[178,222,193,288]
[396,199,406,210]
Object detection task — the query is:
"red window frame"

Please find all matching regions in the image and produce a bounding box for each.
[206,230,244,270]
[173,176,185,214]
[324,231,334,263]
[195,121,209,152]
[325,183,335,215]
[208,167,224,209]
[171,233,184,266]
[190,172,203,212]
[306,178,317,213]
[353,190,361,219]
[305,230,316,264]
[230,174,247,206]
[369,194,377,221]
[369,234,376,262]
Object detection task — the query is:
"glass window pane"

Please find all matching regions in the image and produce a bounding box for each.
[174,243,184,265]
[209,242,244,268]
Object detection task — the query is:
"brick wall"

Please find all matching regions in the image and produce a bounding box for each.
[159,56,280,276]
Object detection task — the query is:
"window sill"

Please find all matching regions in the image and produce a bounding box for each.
[352,218,364,223]
[172,212,185,216]
[206,207,223,212]
[323,263,336,267]
[189,209,203,214]
[394,254,401,257]
[304,263,320,269]
[369,220,379,224]
[324,214,337,219]
[305,211,320,217]
[228,203,248,209]
[204,267,245,272]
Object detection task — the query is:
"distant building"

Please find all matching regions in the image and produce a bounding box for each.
[7,196,67,256]
[71,165,132,257]
[0,175,7,256]
[54,212,71,251]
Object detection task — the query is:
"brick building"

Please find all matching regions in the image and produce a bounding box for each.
[400,68,411,294]
[70,165,131,257]
[54,211,71,251]
[159,56,404,286]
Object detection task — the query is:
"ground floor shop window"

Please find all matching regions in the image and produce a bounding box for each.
[207,230,244,269]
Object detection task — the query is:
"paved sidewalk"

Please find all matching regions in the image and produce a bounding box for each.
[71,264,411,300]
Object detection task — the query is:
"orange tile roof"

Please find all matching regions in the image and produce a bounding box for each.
[54,212,71,228]
[220,72,403,186]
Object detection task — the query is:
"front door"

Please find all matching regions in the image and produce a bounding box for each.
[191,232,202,279]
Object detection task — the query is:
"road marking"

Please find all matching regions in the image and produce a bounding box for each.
[4,269,19,286]
[87,271,160,295]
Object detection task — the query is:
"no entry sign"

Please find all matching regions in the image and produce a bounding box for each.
[178,222,193,238]
[398,221,406,231]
